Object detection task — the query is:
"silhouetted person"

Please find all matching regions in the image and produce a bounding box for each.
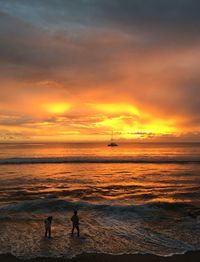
[44,216,53,238]
[71,210,80,237]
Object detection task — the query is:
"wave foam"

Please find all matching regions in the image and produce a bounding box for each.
[0,156,199,165]
[0,198,194,214]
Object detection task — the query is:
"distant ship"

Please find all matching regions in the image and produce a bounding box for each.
[107,131,118,147]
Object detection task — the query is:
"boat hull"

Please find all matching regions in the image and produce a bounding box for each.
[107,143,118,147]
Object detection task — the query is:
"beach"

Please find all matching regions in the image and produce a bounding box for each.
[1,251,200,262]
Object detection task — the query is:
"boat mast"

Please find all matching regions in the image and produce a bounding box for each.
[111,130,114,142]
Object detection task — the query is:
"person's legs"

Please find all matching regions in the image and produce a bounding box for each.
[76,226,80,237]
[48,228,51,238]
[45,228,48,238]
[71,225,75,236]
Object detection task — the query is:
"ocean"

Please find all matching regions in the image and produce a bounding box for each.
[0,142,199,259]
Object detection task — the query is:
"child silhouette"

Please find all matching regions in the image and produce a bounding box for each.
[71,210,80,237]
[44,216,53,238]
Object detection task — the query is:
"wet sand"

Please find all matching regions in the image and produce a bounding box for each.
[1,251,200,262]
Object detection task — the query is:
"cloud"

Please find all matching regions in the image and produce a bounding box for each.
[97,0,200,45]
[0,10,124,87]
[2,0,200,45]
[0,0,200,141]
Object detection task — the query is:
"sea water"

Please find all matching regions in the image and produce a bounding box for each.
[0,142,199,258]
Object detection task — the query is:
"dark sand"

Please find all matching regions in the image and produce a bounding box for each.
[1,251,200,262]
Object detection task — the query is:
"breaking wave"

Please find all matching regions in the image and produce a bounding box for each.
[0,199,199,259]
[0,156,199,165]
[0,198,195,215]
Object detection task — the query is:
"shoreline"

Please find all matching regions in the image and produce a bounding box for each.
[1,251,200,262]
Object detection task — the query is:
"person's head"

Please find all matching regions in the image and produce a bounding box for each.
[47,216,53,222]
[74,210,77,215]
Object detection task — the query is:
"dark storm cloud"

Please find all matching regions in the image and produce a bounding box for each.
[1,0,200,67]
[0,10,124,86]
[1,0,200,41]
[1,0,200,76]
[98,0,200,36]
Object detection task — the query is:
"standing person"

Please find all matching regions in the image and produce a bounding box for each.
[44,216,53,239]
[71,210,80,237]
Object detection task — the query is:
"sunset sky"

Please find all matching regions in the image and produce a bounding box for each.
[0,0,200,142]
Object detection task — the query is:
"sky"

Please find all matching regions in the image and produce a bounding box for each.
[0,0,200,142]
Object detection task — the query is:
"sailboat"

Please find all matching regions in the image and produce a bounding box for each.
[107,131,118,147]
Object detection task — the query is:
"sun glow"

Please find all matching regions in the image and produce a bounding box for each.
[89,103,140,116]
[93,104,177,140]
[44,103,70,114]
[1,100,180,142]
